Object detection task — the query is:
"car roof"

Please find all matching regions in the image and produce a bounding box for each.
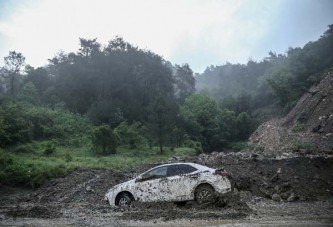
[149,162,214,171]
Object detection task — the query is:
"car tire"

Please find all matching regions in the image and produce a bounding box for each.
[195,184,216,204]
[117,193,132,207]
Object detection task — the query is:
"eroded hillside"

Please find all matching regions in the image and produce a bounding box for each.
[249,70,333,156]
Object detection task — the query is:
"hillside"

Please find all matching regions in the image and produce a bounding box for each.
[249,70,333,156]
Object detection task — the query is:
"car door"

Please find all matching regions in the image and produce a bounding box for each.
[163,164,199,201]
[134,166,170,202]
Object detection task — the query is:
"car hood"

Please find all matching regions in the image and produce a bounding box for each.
[107,178,136,192]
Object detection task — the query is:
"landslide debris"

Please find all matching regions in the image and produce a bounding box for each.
[249,71,333,156]
[28,169,126,204]
[197,153,333,201]
[1,152,333,222]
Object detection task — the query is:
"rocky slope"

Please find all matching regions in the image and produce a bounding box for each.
[249,70,333,156]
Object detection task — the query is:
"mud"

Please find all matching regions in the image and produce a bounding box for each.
[200,155,333,201]
[1,155,333,226]
[120,194,250,221]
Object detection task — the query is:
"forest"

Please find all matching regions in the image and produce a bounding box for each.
[0,25,332,187]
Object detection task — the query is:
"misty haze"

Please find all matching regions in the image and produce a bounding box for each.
[0,0,333,226]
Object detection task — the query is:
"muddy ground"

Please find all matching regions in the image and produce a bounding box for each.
[1,154,333,226]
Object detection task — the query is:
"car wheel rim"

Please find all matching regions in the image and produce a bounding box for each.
[197,189,213,203]
[119,197,130,207]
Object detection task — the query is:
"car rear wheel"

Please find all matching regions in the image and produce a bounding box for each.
[195,184,215,204]
[117,193,132,207]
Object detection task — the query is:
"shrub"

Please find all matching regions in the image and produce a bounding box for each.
[43,142,56,156]
[14,143,36,153]
[293,141,318,153]
[0,149,71,187]
[184,140,202,154]
[64,152,73,162]
[92,124,117,155]
[229,142,249,152]
[292,123,306,132]
[114,121,147,149]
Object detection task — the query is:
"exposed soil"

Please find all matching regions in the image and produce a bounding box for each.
[1,153,333,226]
[249,71,333,155]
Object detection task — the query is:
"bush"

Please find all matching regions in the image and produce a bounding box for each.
[292,123,306,132]
[14,143,36,153]
[293,141,318,153]
[64,152,73,162]
[92,124,117,155]
[0,98,93,147]
[184,140,202,154]
[0,149,71,187]
[43,142,56,156]
[229,142,249,152]
[114,121,147,149]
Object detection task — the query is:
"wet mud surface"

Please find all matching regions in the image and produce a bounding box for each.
[1,155,333,226]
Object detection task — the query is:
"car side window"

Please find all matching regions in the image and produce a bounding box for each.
[167,164,197,177]
[142,166,168,180]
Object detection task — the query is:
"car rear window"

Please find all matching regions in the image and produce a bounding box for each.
[167,164,197,177]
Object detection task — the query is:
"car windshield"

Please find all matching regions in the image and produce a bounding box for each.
[141,166,168,179]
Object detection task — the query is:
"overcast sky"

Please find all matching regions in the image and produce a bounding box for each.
[0,0,332,73]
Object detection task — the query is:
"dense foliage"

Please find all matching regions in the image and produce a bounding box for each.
[197,24,333,120]
[1,25,332,160]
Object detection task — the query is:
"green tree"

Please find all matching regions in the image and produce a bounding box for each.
[218,109,238,144]
[174,63,196,103]
[181,94,220,151]
[147,95,177,154]
[236,112,253,140]
[17,82,39,104]
[92,124,117,155]
[1,51,26,96]
[114,121,147,149]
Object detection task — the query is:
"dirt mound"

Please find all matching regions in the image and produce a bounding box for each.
[29,168,126,204]
[249,71,333,155]
[197,153,333,201]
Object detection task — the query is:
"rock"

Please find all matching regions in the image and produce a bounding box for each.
[252,153,258,160]
[282,182,291,189]
[281,191,290,200]
[299,195,307,201]
[272,193,281,202]
[259,186,272,198]
[239,190,252,201]
[270,174,279,182]
[253,197,262,203]
[86,186,94,192]
[287,192,296,202]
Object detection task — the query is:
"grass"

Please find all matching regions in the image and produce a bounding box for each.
[292,141,318,153]
[1,142,197,187]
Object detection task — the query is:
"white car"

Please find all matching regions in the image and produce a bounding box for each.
[105,162,231,207]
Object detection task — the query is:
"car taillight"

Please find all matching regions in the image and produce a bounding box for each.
[214,169,229,177]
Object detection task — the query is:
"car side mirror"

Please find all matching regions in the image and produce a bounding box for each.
[135,176,143,182]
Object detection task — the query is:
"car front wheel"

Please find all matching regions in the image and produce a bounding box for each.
[117,193,132,207]
[195,185,216,204]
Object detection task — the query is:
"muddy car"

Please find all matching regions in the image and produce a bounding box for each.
[105,162,231,207]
